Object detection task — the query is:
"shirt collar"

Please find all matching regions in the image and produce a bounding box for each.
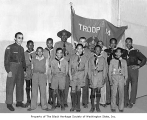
[94,53,102,58]
[126,46,135,51]
[55,56,64,62]
[26,49,35,54]
[45,47,53,51]
[76,52,84,57]
[36,56,44,61]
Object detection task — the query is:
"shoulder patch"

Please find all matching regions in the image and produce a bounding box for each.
[6,46,10,49]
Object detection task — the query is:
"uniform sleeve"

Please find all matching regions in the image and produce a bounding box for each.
[103,58,107,79]
[45,58,49,74]
[53,43,58,59]
[68,58,72,80]
[66,61,68,75]
[137,50,147,68]
[84,59,88,80]
[4,46,11,73]
[124,60,128,81]
[109,60,113,81]
[88,58,92,80]
[22,48,26,71]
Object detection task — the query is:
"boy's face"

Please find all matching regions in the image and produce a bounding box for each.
[15,34,23,45]
[37,49,43,57]
[115,49,122,58]
[125,39,132,49]
[79,38,86,47]
[56,50,63,59]
[46,40,53,48]
[27,42,34,51]
[95,47,101,55]
[110,40,117,49]
[76,45,83,55]
[98,41,103,48]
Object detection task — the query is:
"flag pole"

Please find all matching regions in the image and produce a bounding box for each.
[70,2,75,49]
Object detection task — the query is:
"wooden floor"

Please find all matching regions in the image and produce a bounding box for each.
[0,96,147,113]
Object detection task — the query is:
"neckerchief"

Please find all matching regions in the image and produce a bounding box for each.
[94,53,102,67]
[55,56,64,71]
[113,56,122,69]
[76,52,84,67]
[26,49,35,61]
[45,47,53,57]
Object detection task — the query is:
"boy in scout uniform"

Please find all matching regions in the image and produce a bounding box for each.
[51,48,68,111]
[4,32,26,111]
[104,38,117,105]
[88,45,107,112]
[69,43,88,112]
[109,47,128,112]
[27,47,48,111]
[43,38,54,105]
[97,41,108,107]
[24,40,36,107]
[79,37,93,108]
[125,37,146,108]
[53,29,74,107]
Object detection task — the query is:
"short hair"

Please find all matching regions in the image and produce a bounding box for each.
[27,40,34,45]
[15,32,23,38]
[46,38,53,43]
[94,45,102,51]
[125,37,133,43]
[56,47,63,53]
[36,47,43,52]
[75,43,84,49]
[110,38,117,44]
[79,37,86,41]
[115,47,123,53]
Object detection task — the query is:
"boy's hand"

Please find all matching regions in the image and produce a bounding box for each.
[132,65,140,70]
[8,71,12,77]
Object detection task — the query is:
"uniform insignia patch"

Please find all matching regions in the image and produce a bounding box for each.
[6,47,10,49]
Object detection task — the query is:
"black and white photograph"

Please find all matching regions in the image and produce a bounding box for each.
[0,0,147,119]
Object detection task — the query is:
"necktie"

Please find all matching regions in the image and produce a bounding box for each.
[63,42,66,56]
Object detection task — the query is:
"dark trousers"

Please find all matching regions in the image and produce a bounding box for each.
[6,63,24,104]
[82,75,89,105]
[106,75,111,104]
[25,80,32,102]
[64,74,70,105]
[124,66,139,105]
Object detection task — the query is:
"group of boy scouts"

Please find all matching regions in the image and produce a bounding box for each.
[4,30,147,113]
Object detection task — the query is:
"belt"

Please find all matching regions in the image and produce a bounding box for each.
[10,62,21,64]
[33,71,45,74]
[77,69,84,72]
[97,70,103,73]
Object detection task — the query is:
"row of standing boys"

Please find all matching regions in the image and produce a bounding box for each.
[4,30,147,112]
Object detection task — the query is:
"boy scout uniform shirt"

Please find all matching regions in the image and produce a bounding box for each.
[126,46,147,67]
[69,53,88,87]
[44,47,54,82]
[4,42,26,73]
[24,50,36,80]
[88,54,107,88]
[109,58,128,80]
[24,50,36,67]
[51,58,68,76]
[53,41,74,62]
